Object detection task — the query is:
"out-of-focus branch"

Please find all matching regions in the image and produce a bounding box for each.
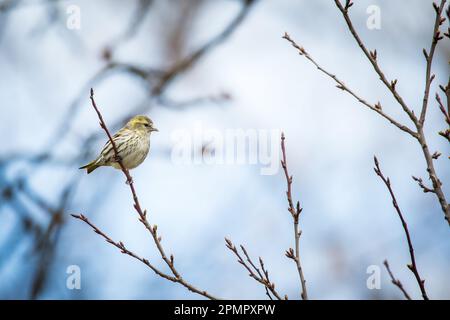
[383,260,412,300]
[72,89,219,300]
[226,133,308,300]
[225,238,286,300]
[412,176,435,193]
[374,157,429,300]
[280,133,308,300]
[105,0,154,54]
[30,180,77,299]
[335,0,449,225]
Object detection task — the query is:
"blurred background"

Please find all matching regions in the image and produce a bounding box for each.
[0,0,449,299]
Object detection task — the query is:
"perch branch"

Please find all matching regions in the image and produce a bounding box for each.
[419,0,447,125]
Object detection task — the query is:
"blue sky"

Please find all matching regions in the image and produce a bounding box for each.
[0,0,449,299]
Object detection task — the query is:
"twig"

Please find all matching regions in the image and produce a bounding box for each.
[71,214,178,282]
[383,260,412,300]
[151,0,256,95]
[419,0,447,125]
[374,156,429,300]
[72,88,219,300]
[280,133,308,300]
[412,176,435,193]
[436,92,450,126]
[334,0,417,124]
[284,1,450,225]
[437,85,450,143]
[282,32,417,137]
[225,238,285,300]
[334,0,450,225]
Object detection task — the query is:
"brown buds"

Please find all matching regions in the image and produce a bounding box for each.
[412,176,435,193]
[224,237,233,249]
[390,79,398,90]
[344,0,353,11]
[285,248,295,259]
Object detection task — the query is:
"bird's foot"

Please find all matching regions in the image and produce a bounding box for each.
[114,154,123,163]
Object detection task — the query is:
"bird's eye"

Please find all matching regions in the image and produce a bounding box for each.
[144,123,150,127]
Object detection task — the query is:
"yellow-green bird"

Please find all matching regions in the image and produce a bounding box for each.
[80,115,158,174]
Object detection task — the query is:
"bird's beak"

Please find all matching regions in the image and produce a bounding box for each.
[152,127,159,132]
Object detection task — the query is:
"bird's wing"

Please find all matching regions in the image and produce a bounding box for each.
[99,128,131,162]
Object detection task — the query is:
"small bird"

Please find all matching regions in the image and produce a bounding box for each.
[80,115,158,174]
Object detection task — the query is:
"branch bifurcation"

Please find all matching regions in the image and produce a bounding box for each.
[283,0,450,225]
[374,157,429,300]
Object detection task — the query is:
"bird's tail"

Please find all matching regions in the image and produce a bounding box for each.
[79,160,101,174]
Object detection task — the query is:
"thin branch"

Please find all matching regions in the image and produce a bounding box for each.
[284,1,450,225]
[72,88,219,300]
[151,0,257,95]
[419,0,447,125]
[383,260,412,300]
[412,176,435,194]
[437,85,450,143]
[374,156,429,300]
[38,1,255,162]
[436,92,450,126]
[280,133,308,300]
[156,91,231,110]
[282,32,417,137]
[333,0,417,124]
[334,0,450,225]
[225,238,285,300]
[71,214,178,282]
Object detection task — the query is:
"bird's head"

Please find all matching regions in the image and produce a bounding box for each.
[127,115,158,134]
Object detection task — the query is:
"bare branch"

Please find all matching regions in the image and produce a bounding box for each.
[437,85,450,144]
[383,260,412,300]
[71,214,178,282]
[280,133,308,300]
[151,0,257,95]
[284,1,450,225]
[72,88,220,300]
[225,238,285,300]
[282,32,417,137]
[333,0,417,123]
[374,156,429,300]
[412,176,435,193]
[419,0,447,125]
